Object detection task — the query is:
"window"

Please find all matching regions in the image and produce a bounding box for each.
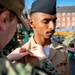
[72,17,75,21]
[67,17,70,21]
[62,13,65,16]
[67,22,70,26]
[62,18,65,21]
[72,22,75,26]
[57,13,60,17]
[67,13,70,16]
[72,12,75,16]
[57,18,60,21]
[62,22,65,26]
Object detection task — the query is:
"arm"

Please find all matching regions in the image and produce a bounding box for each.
[0,55,49,75]
[7,44,58,75]
[39,58,58,75]
[30,44,58,75]
[7,47,29,62]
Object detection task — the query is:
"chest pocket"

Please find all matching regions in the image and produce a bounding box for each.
[23,41,40,67]
[51,49,67,75]
[56,60,67,75]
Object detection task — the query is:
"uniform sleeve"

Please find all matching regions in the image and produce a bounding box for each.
[0,55,32,75]
[39,58,59,75]
[0,56,51,75]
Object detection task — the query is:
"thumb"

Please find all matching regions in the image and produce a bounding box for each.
[20,52,29,56]
[20,48,27,53]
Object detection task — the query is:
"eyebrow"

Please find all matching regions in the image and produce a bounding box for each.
[42,17,57,21]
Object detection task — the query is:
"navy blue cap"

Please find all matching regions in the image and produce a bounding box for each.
[31,0,56,15]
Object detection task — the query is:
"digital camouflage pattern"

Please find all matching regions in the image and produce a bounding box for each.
[0,51,32,75]
[40,58,58,75]
[0,51,59,75]
[63,34,75,47]
[0,51,46,75]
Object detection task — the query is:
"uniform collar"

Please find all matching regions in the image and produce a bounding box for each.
[30,35,51,47]
[49,39,64,60]
[30,35,64,60]
[29,35,36,48]
[30,35,64,49]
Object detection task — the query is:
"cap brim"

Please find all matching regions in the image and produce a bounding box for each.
[18,15,30,31]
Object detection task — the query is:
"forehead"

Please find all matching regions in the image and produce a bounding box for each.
[31,12,56,20]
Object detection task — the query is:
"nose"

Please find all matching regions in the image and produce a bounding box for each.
[49,21,55,30]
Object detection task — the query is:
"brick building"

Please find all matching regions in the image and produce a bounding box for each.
[56,6,75,28]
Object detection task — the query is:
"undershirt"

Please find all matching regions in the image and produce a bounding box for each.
[43,45,50,57]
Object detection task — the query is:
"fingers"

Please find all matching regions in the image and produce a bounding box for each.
[29,51,35,56]
[20,48,27,53]
[21,52,29,56]
[20,48,35,56]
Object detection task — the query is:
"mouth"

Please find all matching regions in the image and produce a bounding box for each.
[46,30,55,34]
[47,33,54,37]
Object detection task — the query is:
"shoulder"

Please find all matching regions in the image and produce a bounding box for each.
[22,35,36,50]
[21,37,32,50]
[51,39,67,55]
[51,39,65,50]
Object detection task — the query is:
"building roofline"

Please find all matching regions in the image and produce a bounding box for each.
[56,6,75,13]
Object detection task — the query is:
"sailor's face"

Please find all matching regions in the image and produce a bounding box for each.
[30,12,57,39]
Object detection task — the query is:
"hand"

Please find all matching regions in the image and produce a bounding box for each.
[7,47,29,61]
[30,44,47,60]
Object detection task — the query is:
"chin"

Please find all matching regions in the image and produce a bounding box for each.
[47,35,53,38]
[45,36,52,39]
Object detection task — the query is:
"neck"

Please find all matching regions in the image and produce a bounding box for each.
[34,34,50,47]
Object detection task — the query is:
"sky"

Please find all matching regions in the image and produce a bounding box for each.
[25,0,75,9]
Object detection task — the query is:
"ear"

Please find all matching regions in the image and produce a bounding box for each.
[28,19,35,28]
[0,12,6,31]
[28,19,33,25]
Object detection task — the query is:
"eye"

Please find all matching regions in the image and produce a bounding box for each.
[53,18,57,23]
[43,19,50,24]
[53,19,56,23]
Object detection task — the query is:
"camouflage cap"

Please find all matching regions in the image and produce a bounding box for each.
[0,0,30,31]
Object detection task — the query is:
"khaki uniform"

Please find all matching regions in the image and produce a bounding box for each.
[0,51,52,75]
[17,36,71,75]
